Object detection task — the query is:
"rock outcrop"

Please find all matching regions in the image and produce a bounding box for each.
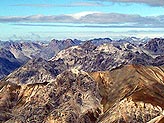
[144,38,164,55]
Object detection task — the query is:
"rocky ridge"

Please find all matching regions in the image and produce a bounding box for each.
[0,39,81,79]
[52,40,164,72]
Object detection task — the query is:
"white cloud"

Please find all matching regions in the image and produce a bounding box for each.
[0,12,164,28]
[91,0,164,7]
[11,2,104,7]
[67,11,102,19]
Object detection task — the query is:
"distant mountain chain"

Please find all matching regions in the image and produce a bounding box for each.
[0,37,164,123]
[0,37,164,79]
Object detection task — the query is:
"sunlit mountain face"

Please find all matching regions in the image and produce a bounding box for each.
[1,0,164,122]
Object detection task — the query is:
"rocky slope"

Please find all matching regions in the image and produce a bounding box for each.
[143,38,164,56]
[0,48,21,79]
[0,39,80,79]
[0,65,164,123]
[52,40,164,72]
[0,41,44,63]
[0,39,81,63]
[89,65,164,123]
[37,39,81,60]
[1,58,67,85]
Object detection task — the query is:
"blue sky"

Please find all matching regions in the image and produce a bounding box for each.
[1,0,164,41]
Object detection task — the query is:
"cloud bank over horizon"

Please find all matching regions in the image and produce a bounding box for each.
[0,12,164,28]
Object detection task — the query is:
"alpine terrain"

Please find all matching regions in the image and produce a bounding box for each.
[0,37,164,123]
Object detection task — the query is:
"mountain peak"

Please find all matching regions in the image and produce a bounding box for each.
[81,40,97,50]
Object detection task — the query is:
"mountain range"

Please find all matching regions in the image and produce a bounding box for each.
[0,37,164,123]
[0,37,164,78]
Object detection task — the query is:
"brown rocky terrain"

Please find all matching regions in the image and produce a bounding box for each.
[0,65,164,123]
[89,65,164,123]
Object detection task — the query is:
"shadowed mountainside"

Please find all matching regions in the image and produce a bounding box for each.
[0,48,21,79]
